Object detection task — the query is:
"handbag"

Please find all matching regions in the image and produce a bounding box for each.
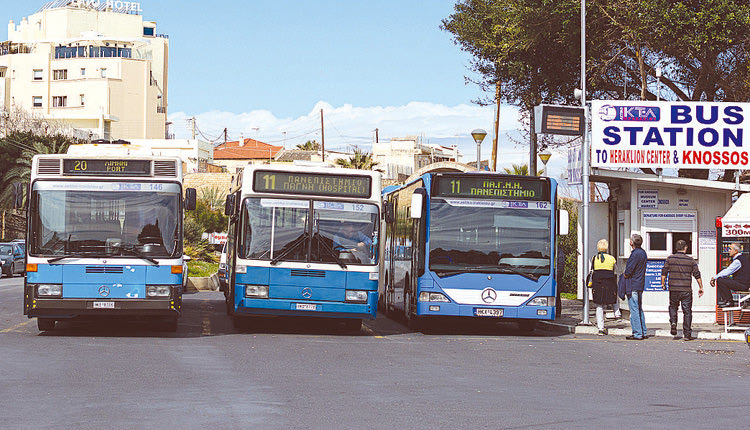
[586,256,596,288]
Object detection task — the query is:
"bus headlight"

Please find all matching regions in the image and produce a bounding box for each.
[245,285,269,298]
[146,285,171,297]
[36,284,62,297]
[418,292,450,302]
[345,290,368,303]
[527,297,555,306]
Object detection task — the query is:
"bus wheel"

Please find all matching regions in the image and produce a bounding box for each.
[342,318,362,333]
[517,320,537,333]
[37,318,56,331]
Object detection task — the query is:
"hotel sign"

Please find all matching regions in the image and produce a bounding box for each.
[52,0,143,14]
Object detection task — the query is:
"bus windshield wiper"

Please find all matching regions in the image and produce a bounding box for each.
[312,232,347,269]
[118,246,160,266]
[270,232,309,265]
[47,251,100,263]
[433,264,540,281]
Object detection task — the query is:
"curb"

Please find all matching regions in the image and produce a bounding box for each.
[186,275,220,292]
[539,321,746,341]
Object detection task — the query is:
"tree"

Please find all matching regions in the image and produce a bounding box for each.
[557,198,579,294]
[336,148,379,170]
[296,140,321,151]
[442,1,750,179]
[501,163,542,176]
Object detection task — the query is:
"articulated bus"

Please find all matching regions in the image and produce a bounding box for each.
[224,164,381,331]
[23,145,196,332]
[380,172,568,331]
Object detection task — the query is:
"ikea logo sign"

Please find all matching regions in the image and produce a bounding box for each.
[598,105,660,122]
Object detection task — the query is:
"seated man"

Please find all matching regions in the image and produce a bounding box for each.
[711,242,750,307]
[332,222,372,260]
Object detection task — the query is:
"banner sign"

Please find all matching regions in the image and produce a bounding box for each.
[567,145,582,185]
[722,222,750,238]
[591,101,750,169]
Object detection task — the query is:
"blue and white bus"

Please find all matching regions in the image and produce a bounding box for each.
[380,172,568,331]
[224,164,381,331]
[23,146,196,331]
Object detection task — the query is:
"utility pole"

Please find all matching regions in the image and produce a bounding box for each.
[375,128,379,144]
[320,109,325,162]
[491,82,501,171]
[223,128,227,145]
[190,116,196,140]
[529,108,537,176]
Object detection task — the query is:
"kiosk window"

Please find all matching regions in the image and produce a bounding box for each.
[648,232,667,251]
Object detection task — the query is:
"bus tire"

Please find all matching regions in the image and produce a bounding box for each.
[37,318,55,331]
[518,320,537,333]
[342,318,362,333]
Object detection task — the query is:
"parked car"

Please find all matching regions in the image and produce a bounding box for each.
[218,242,228,291]
[11,239,25,255]
[0,242,25,277]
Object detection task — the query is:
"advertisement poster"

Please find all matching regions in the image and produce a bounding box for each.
[644,259,666,292]
[591,100,750,169]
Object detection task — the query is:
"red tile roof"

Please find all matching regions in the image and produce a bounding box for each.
[213,138,283,160]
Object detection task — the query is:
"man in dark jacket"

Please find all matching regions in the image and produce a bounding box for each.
[623,234,648,340]
[711,242,750,307]
[661,240,703,340]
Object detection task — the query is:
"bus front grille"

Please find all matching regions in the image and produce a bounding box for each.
[290,269,326,278]
[86,266,124,274]
[37,159,61,175]
[153,160,177,177]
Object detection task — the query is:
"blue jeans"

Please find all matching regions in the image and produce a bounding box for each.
[628,291,647,338]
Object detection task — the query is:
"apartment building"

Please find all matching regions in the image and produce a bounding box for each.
[372,136,462,181]
[0,1,168,140]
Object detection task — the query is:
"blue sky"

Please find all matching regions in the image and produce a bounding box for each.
[5,1,576,184]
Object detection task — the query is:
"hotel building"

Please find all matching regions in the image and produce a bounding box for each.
[0,1,168,140]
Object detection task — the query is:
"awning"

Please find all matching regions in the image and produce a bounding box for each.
[721,193,750,237]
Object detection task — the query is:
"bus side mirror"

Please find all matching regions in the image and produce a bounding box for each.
[12,183,26,209]
[185,188,197,211]
[558,209,569,235]
[225,194,236,216]
[384,201,395,223]
[410,193,424,219]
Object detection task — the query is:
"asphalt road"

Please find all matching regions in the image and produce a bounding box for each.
[1,274,749,429]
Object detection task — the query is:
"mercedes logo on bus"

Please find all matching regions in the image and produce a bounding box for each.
[98,285,111,297]
[481,287,497,303]
[302,287,313,299]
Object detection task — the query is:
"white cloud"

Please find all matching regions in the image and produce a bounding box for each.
[168,101,524,156]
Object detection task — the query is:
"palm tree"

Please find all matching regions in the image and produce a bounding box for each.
[296,140,321,151]
[336,149,379,170]
[0,132,75,208]
[501,163,542,176]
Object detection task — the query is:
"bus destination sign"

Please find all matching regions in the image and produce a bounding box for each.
[435,176,548,201]
[253,171,372,198]
[62,159,151,176]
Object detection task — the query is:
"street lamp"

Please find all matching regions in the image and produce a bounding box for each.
[539,150,551,177]
[471,128,487,170]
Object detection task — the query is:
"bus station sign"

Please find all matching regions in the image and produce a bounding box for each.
[591,100,750,169]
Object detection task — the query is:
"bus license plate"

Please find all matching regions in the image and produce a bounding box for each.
[93,301,115,309]
[296,303,317,311]
[476,308,502,317]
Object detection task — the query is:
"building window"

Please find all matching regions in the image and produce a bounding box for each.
[32,96,42,108]
[52,96,67,107]
[80,94,85,106]
[143,27,155,36]
[101,68,107,78]
[0,70,4,78]
[53,69,68,80]
[33,69,43,81]
[80,68,86,77]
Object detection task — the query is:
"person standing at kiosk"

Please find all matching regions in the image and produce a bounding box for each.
[711,242,750,307]
[623,234,648,340]
[661,240,703,340]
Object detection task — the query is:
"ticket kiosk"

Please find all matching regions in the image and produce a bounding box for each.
[584,168,750,324]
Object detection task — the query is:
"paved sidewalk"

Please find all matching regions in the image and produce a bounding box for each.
[540,298,748,341]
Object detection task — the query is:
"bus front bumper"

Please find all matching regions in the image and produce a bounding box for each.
[236,293,377,319]
[416,302,555,320]
[25,285,182,318]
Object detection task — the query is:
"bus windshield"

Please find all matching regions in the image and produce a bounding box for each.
[30,181,181,258]
[428,198,551,279]
[241,198,378,265]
